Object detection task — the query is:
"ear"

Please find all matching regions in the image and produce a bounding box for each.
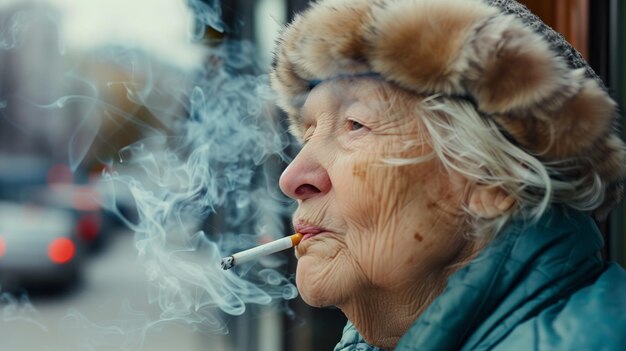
[467,186,516,219]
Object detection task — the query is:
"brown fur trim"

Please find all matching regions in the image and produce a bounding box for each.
[493,79,616,159]
[548,80,617,158]
[285,0,372,80]
[591,134,626,186]
[465,15,576,114]
[366,0,497,95]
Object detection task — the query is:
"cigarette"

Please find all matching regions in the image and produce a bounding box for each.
[220,233,303,270]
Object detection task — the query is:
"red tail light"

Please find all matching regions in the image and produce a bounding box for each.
[0,236,5,257]
[48,238,76,264]
[76,213,101,241]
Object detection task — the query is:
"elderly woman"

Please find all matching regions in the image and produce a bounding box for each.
[269,0,626,350]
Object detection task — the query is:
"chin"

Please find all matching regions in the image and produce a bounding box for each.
[296,255,342,308]
[298,288,329,308]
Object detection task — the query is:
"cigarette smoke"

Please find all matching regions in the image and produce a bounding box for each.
[108,39,297,319]
[0,0,299,349]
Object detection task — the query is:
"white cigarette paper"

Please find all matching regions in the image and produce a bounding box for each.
[221,233,303,270]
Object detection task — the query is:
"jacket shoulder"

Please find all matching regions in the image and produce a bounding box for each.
[494,263,626,350]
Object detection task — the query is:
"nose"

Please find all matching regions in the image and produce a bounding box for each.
[279,148,331,201]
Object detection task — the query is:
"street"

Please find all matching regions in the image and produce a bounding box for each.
[0,230,232,351]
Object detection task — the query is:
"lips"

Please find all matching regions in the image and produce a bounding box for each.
[294,223,327,241]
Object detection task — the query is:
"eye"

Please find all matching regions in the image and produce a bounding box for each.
[348,119,365,131]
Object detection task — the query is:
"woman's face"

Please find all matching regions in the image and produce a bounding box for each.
[279,78,470,308]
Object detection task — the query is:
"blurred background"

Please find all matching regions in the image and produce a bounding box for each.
[0,1,624,351]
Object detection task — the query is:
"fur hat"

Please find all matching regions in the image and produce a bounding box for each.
[270,0,626,218]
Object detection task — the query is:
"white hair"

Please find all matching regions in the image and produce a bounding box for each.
[387,95,605,238]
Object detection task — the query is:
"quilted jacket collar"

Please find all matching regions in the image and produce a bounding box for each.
[395,206,605,350]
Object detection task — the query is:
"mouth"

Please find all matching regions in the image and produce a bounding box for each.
[294,222,328,242]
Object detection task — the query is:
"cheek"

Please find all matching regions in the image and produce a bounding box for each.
[341,153,428,232]
[332,160,417,281]
[334,153,466,287]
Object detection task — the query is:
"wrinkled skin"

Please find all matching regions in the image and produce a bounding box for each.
[279,78,474,349]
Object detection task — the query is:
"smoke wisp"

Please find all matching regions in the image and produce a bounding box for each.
[0,0,298,349]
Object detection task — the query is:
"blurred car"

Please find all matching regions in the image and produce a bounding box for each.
[0,200,81,292]
[33,181,109,252]
[0,155,109,251]
[0,155,110,293]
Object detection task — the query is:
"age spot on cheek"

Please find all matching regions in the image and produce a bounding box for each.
[414,232,424,242]
[352,163,368,181]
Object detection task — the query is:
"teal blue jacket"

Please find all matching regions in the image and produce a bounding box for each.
[335,207,626,350]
